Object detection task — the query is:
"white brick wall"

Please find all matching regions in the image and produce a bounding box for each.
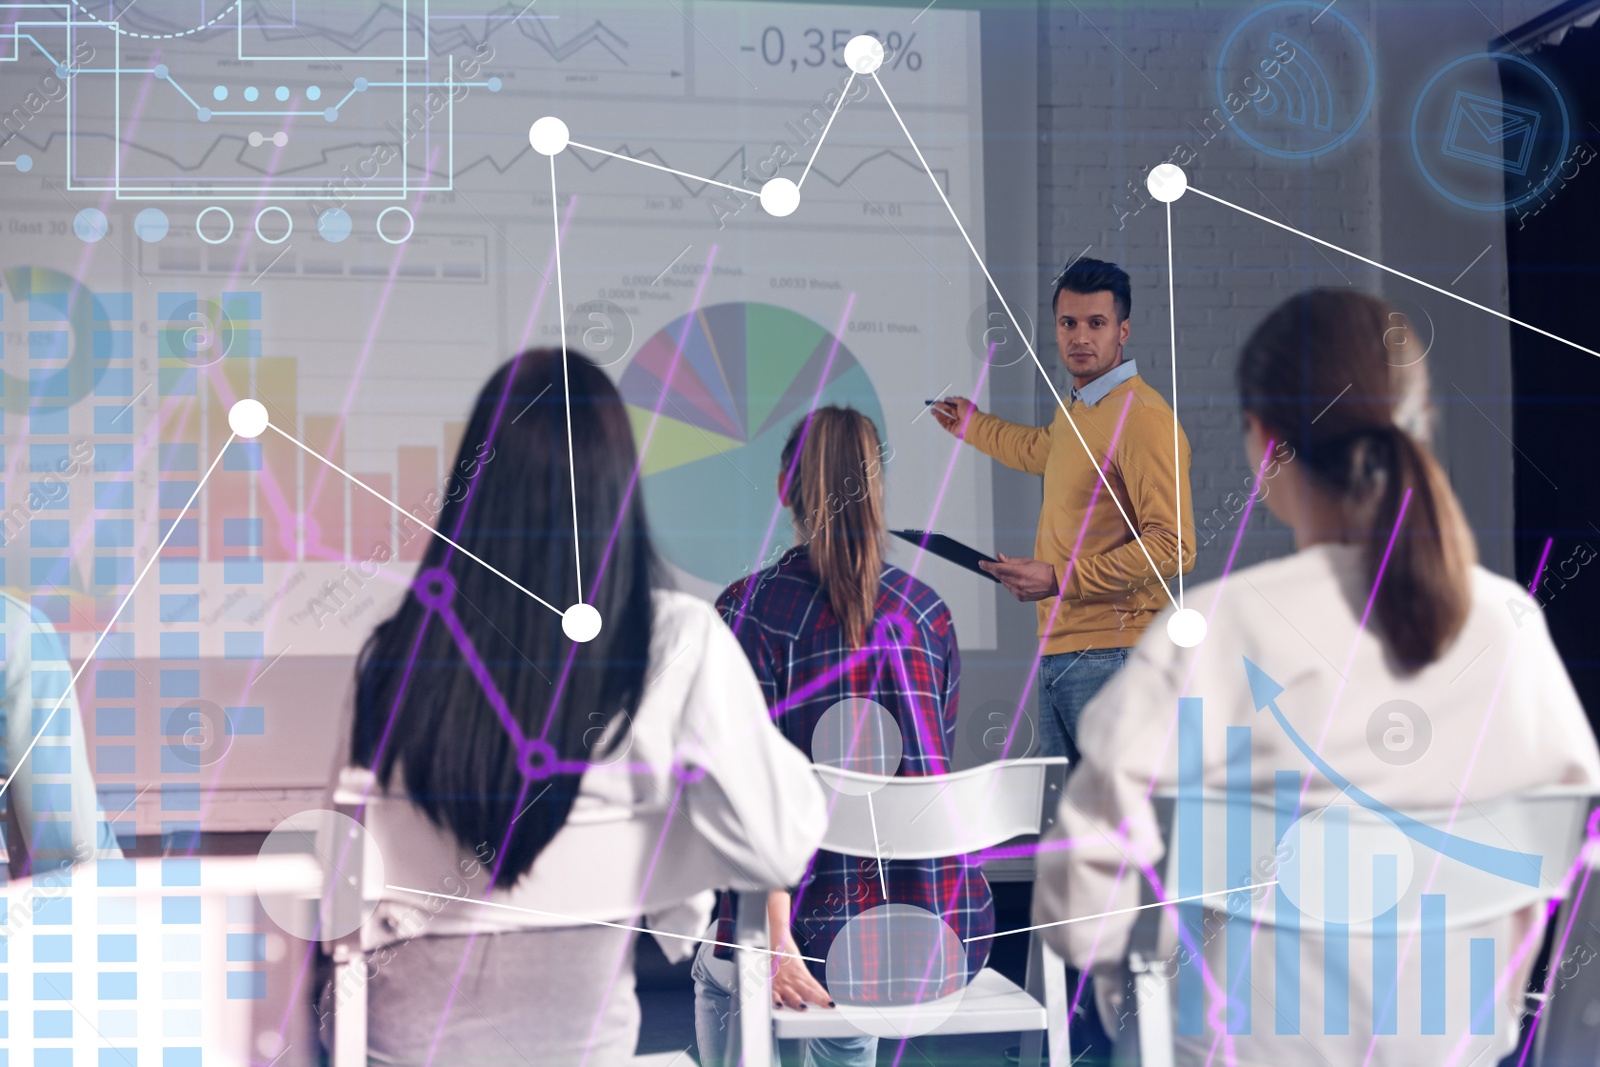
[1032,0,1514,582]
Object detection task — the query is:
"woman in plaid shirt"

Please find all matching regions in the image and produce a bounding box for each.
[691,406,994,1067]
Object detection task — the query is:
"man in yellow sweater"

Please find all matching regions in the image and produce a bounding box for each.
[932,257,1194,760]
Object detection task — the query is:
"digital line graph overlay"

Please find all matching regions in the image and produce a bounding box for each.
[529,33,1184,626]
[12,25,1599,1049]
[1183,182,1600,360]
[1243,658,1544,885]
[258,412,565,617]
[384,885,825,963]
[0,430,237,807]
[8,0,500,201]
[968,879,1281,943]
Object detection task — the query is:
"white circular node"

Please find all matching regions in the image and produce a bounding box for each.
[375,205,415,245]
[529,116,570,156]
[253,205,292,245]
[826,904,970,1037]
[812,698,903,795]
[247,131,264,147]
[1277,805,1415,924]
[844,34,885,74]
[1146,162,1188,203]
[257,809,383,942]
[195,205,234,245]
[1167,607,1207,647]
[759,177,800,217]
[228,399,269,439]
[563,603,602,643]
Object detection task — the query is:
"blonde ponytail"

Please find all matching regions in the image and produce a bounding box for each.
[779,408,886,648]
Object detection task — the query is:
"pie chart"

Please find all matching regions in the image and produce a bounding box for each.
[618,302,886,586]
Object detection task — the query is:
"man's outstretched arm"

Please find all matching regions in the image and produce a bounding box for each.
[931,397,1052,476]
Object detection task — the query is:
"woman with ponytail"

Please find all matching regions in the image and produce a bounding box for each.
[1030,290,1600,1064]
[691,406,994,1067]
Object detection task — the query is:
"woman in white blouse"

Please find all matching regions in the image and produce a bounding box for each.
[337,349,826,1065]
[1033,290,1600,1066]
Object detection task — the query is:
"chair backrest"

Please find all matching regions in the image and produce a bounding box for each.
[332,766,754,931]
[812,757,1067,860]
[1150,786,1596,931]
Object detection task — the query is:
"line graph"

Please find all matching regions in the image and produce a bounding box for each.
[7,25,1595,1056]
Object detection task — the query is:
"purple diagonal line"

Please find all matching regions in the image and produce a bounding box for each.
[1508,825,1600,1067]
[1131,856,1239,1067]
[301,149,442,519]
[447,196,576,554]
[192,160,453,847]
[583,247,721,608]
[1360,518,1592,1067]
[421,771,536,1067]
[269,193,573,1035]
[541,248,719,750]
[11,66,161,569]
[725,292,857,637]
[1202,487,1412,1064]
[199,149,445,597]
[5,67,186,846]
[1307,488,1413,757]
[1039,443,1275,1054]
[576,780,691,1066]
[270,606,437,1038]
[997,390,1138,762]
[433,598,528,749]
[899,352,995,581]
[1127,440,1277,805]
[411,252,742,1060]
[888,845,986,1067]
[1529,536,1555,595]
[970,833,1086,865]
[266,193,573,1034]
[272,192,566,825]
[531,249,722,752]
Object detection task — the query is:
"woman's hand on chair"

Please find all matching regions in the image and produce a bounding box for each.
[771,943,834,1011]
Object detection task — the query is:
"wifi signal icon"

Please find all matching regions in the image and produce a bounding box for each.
[1252,32,1334,131]
[1216,0,1375,160]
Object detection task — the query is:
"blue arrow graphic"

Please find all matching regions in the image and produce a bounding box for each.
[1243,657,1542,887]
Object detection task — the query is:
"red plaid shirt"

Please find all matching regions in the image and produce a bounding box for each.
[712,548,994,995]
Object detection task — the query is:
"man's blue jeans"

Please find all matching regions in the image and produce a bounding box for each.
[1038,648,1129,762]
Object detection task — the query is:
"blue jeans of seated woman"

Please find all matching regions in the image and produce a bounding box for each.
[692,941,877,1067]
[1038,648,1129,763]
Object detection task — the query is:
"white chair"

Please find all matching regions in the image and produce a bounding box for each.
[323,766,779,1067]
[1118,786,1598,1066]
[730,757,1075,1067]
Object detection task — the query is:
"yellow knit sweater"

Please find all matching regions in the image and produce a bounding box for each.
[965,373,1195,654]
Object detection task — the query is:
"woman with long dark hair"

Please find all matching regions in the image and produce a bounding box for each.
[1032,291,1600,1063]
[691,405,994,1067]
[341,349,826,1063]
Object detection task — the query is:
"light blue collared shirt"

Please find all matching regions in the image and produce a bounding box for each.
[1,593,124,870]
[1070,358,1138,408]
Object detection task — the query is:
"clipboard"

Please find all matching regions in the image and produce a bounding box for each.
[890,529,1001,583]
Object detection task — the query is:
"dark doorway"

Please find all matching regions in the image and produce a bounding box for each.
[1504,17,1600,737]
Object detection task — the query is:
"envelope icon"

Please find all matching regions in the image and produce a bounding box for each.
[1442,91,1541,175]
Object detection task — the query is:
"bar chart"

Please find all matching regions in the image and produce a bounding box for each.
[1166,696,1574,1041]
[155,342,468,568]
